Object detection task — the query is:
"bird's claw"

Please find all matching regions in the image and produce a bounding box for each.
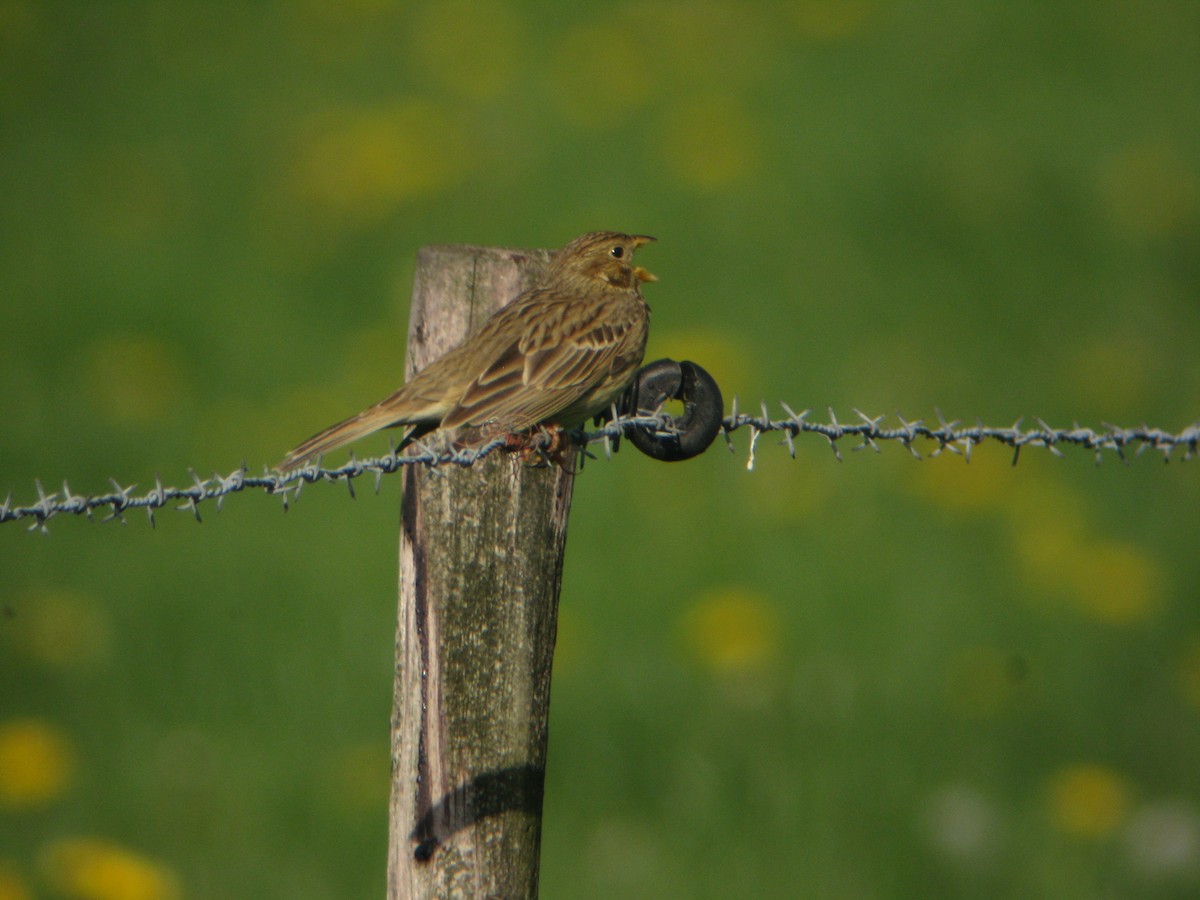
[503,425,580,470]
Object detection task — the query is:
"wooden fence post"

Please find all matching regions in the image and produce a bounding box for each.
[387,244,573,899]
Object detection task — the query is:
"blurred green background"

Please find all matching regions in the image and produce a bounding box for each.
[2,2,1199,898]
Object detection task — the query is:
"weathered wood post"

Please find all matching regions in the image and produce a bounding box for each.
[387,244,573,899]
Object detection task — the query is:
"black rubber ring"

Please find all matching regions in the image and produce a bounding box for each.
[626,358,724,462]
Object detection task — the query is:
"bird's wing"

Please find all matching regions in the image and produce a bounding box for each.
[276,294,539,471]
[440,295,640,432]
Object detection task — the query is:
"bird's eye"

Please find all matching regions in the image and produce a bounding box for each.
[610,245,624,259]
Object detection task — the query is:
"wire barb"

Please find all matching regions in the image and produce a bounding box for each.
[2,408,1196,530]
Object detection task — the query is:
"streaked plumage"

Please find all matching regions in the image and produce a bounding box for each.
[277,231,655,472]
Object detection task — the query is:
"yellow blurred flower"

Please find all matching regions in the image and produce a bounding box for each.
[944,645,1021,718]
[1065,334,1153,419]
[0,1,36,44]
[681,588,779,672]
[84,335,187,425]
[325,743,389,814]
[291,102,470,224]
[40,839,180,900]
[648,327,750,400]
[286,0,406,64]
[1067,538,1162,624]
[1177,637,1200,708]
[790,0,876,40]
[1099,141,1198,239]
[411,1,524,101]
[1009,519,1087,597]
[656,93,761,190]
[12,590,111,670]
[0,861,33,900]
[911,451,1164,625]
[1012,528,1162,624]
[642,2,773,92]
[1047,764,1132,838]
[743,446,834,523]
[1002,471,1092,538]
[548,22,655,129]
[908,448,1016,515]
[551,606,584,674]
[0,719,75,809]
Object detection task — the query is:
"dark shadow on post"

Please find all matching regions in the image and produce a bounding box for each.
[411,764,547,862]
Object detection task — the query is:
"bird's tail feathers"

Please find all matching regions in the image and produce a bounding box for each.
[276,408,415,473]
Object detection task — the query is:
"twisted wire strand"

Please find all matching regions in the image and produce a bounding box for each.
[727,401,1200,469]
[2,408,1196,532]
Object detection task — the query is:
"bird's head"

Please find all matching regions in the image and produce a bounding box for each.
[545,231,657,291]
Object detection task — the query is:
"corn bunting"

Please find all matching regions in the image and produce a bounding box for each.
[278,231,656,471]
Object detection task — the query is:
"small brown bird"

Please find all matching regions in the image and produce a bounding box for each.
[277,231,656,472]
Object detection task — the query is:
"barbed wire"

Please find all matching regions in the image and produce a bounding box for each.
[2,406,1196,532]
[726,401,1200,470]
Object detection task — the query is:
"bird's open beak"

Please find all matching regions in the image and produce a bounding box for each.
[632,235,656,282]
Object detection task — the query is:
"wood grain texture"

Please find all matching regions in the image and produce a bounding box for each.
[388,244,573,900]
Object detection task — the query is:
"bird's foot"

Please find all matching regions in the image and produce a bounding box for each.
[503,425,579,470]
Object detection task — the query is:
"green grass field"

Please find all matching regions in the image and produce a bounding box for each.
[2,3,1199,897]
